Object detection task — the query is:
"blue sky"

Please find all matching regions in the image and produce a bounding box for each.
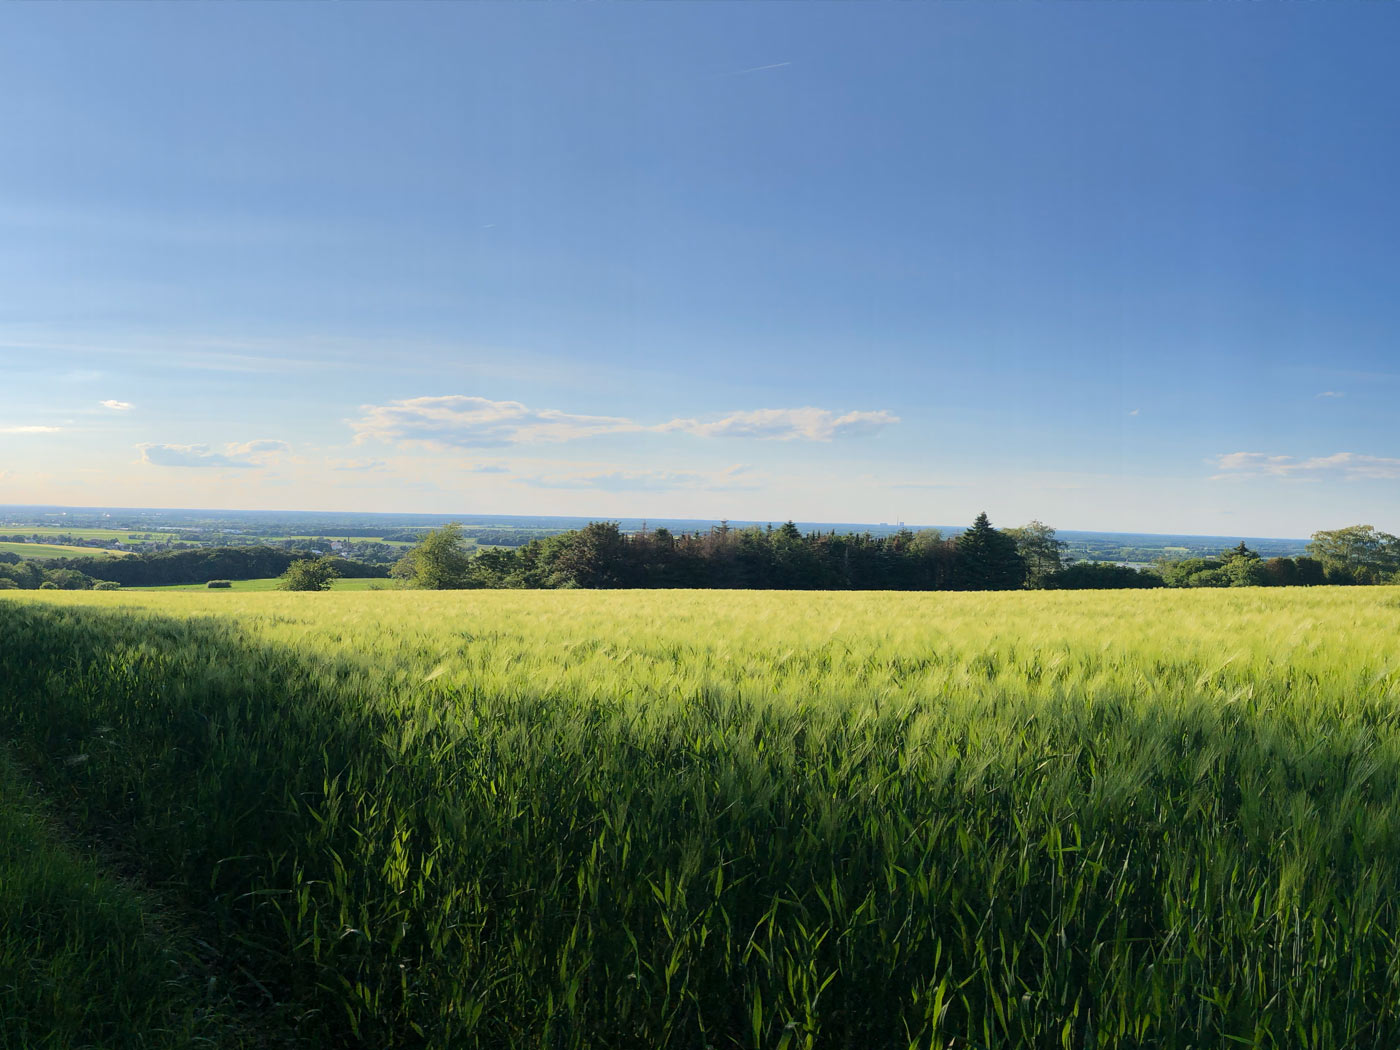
[2,3,1397,536]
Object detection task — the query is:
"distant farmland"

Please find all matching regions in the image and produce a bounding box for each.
[2,526,180,542]
[0,540,131,560]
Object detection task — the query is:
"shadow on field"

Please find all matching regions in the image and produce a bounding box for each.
[5,599,1400,1049]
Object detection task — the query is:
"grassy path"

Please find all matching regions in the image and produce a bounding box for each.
[0,749,252,1049]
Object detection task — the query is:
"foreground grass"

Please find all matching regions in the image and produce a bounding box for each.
[0,750,240,1050]
[4,587,1400,1047]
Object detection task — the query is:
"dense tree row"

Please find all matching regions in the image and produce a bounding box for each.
[392,519,1400,593]
[1153,527,1400,588]
[394,516,1013,591]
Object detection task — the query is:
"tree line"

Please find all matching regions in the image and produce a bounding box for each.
[391,518,1400,592]
[0,546,387,590]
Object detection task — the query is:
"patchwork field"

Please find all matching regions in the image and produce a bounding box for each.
[2,526,181,542]
[4,587,1400,1048]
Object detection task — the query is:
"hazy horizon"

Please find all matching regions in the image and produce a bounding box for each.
[0,501,1318,545]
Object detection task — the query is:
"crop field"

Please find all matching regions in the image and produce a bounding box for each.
[4,587,1400,1048]
[5,526,181,542]
[0,540,131,560]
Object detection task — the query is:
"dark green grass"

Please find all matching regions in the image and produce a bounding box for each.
[0,750,242,1050]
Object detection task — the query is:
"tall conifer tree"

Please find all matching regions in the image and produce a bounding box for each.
[955,512,1028,590]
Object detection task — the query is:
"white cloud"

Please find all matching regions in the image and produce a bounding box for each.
[1316,391,1345,399]
[139,439,289,470]
[100,400,133,411]
[1213,451,1400,481]
[351,396,899,449]
[0,425,61,434]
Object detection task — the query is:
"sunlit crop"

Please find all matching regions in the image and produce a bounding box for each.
[5,586,1400,1048]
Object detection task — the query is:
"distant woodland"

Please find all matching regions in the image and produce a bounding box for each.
[1,516,1395,593]
[391,517,1397,593]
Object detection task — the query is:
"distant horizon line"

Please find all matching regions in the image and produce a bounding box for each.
[0,502,1314,544]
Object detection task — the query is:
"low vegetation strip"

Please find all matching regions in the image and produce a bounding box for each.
[4,588,1400,1047]
[125,576,394,592]
[0,749,236,1050]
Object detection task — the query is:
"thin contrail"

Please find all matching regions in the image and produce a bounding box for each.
[721,61,792,77]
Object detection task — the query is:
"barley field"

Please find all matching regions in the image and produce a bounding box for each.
[4,587,1400,1048]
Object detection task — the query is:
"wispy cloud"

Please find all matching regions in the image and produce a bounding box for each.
[228,439,290,455]
[1316,391,1345,399]
[1213,451,1400,481]
[351,396,898,449]
[139,439,289,470]
[328,458,389,472]
[352,397,638,448]
[100,400,133,411]
[518,464,758,493]
[0,424,61,434]
[659,408,898,441]
[140,444,257,469]
[0,334,340,375]
[724,61,792,76]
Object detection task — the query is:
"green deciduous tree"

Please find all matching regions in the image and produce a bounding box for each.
[277,556,340,592]
[542,521,632,588]
[1307,525,1400,584]
[1005,520,1066,588]
[392,524,475,589]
